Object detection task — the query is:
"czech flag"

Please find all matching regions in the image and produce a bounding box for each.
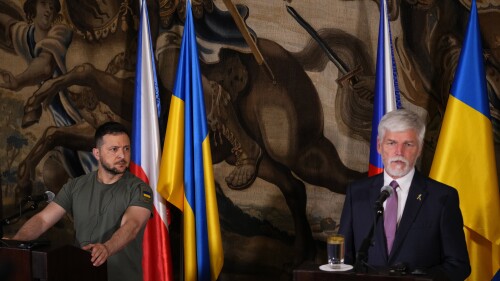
[130,1,174,280]
[368,0,402,176]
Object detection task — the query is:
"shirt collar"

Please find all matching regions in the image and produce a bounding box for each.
[383,168,415,193]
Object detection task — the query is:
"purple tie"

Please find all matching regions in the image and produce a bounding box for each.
[384,180,399,254]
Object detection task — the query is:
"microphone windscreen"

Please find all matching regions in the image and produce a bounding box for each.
[380,185,393,196]
[45,191,55,202]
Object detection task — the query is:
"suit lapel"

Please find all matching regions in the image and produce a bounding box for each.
[369,176,389,262]
[388,172,428,263]
[369,175,385,207]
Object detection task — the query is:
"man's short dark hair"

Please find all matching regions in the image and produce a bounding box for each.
[24,0,62,24]
[94,122,130,148]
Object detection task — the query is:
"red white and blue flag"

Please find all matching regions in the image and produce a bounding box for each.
[130,1,173,280]
[368,0,402,176]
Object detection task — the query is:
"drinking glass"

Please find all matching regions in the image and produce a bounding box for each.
[327,233,344,269]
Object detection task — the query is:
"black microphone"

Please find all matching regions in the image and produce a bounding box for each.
[357,185,394,272]
[374,185,394,208]
[23,191,55,204]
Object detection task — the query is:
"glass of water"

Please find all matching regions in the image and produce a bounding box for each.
[327,233,345,269]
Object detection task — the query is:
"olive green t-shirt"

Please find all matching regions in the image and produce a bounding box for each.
[53,170,153,281]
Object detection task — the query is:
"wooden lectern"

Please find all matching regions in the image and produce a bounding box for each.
[0,240,107,281]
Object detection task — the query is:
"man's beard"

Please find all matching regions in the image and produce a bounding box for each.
[102,161,128,175]
[386,156,412,178]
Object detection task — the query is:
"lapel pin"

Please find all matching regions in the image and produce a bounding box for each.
[417,194,422,201]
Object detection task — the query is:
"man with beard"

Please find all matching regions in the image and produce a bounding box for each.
[339,109,470,281]
[12,122,153,281]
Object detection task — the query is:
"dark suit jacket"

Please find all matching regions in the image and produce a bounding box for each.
[339,171,471,281]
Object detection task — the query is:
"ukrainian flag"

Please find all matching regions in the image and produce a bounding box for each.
[156,1,223,281]
[430,1,500,280]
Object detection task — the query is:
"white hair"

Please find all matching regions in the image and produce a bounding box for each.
[378,109,426,148]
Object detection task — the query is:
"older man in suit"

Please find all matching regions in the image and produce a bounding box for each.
[339,109,470,281]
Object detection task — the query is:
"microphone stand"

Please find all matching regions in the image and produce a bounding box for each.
[354,203,384,273]
[0,201,40,239]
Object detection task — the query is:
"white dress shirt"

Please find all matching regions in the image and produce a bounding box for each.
[383,168,415,226]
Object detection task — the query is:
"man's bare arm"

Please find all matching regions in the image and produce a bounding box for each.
[82,206,151,266]
[12,202,67,241]
[0,51,56,91]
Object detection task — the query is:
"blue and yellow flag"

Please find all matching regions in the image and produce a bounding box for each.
[429,1,500,280]
[156,1,223,281]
